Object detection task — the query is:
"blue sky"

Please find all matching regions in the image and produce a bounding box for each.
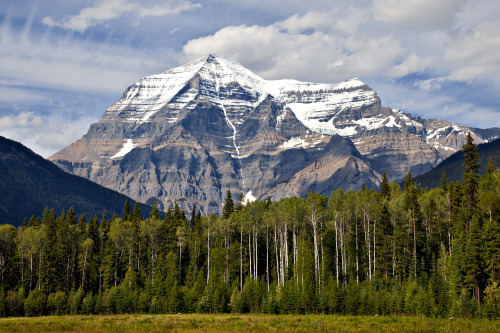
[1,0,500,157]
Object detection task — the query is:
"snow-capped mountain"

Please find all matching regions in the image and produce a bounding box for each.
[49,55,500,214]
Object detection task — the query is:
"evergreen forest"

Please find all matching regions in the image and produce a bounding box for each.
[1,134,500,319]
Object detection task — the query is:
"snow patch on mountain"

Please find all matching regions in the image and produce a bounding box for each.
[111,139,135,159]
[244,191,256,204]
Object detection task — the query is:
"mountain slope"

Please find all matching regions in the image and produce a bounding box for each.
[48,55,500,214]
[49,55,380,214]
[413,138,500,189]
[0,136,150,226]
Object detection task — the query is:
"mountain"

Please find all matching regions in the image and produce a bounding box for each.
[49,55,500,214]
[0,136,150,226]
[413,138,500,189]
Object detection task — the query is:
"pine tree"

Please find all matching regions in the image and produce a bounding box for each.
[235,193,244,212]
[441,172,448,192]
[486,157,495,175]
[404,172,413,192]
[222,189,234,219]
[67,207,77,225]
[131,202,142,223]
[122,200,131,221]
[149,202,160,221]
[380,172,391,200]
[28,215,38,228]
[462,132,480,235]
[78,214,87,234]
[189,204,197,232]
[41,209,64,293]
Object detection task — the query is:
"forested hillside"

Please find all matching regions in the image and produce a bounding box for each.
[413,138,500,189]
[0,134,499,318]
[0,136,150,226]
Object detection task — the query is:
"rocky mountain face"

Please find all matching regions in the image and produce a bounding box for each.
[49,55,500,214]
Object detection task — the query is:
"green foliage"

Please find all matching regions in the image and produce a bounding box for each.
[47,291,67,315]
[24,289,46,317]
[1,162,500,319]
[222,189,234,219]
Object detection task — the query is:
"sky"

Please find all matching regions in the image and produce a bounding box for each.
[1,0,500,157]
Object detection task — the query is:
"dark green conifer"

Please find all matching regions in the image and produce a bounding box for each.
[150,202,161,221]
[67,207,77,225]
[222,189,234,219]
[486,156,495,175]
[41,209,63,293]
[404,171,413,192]
[28,215,38,227]
[78,214,86,234]
[441,172,448,192]
[380,171,391,200]
[189,204,197,231]
[462,132,480,234]
[131,202,142,222]
[122,199,131,221]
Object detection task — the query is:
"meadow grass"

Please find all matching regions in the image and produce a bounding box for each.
[0,314,498,332]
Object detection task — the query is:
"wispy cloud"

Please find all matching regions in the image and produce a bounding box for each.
[0,112,43,129]
[445,22,500,85]
[0,20,173,95]
[0,111,99,158]
[42,0,201,33]
[2,0,500,158]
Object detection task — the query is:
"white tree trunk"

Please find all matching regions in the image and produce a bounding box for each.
[207,228,210,284]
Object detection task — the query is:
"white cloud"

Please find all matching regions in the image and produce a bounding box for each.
[445,23,500,85]
[414,77,446,92]
[388,53,433,78]
[0,111,99,158]
[372,79,500,128]
[454,0,500,31]
[373,0,465,30]
[0,112,43,129]
[0,23,173,95]
[183,21,405,83]
[277,7,370,35]
[42,0,201,33]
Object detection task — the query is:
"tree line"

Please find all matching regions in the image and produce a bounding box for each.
[0,133,499,318]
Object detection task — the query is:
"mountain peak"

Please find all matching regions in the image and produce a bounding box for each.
[49,54,500,215]
[205,53,221,62]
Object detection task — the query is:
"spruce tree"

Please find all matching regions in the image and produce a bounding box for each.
[78,214,87,234]
[380,171,391,200]
[189,204,197,232]
[486,157,495,175]
[404,171,413,192]
[462,132,480,234]
[150,202,161,221]
[41,209,64,293]
[67,207,77,225]
[131,202,142,222]
[122,200,131,221]
[441,172,448,192]
[222,189,234,219]
[235,193,244,212]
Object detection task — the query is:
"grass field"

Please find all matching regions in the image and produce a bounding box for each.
[0,314,498,332]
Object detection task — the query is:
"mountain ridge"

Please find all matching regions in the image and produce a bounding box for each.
[0,136,151,226]
[48,55,500,214]
[413,138,500,189]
